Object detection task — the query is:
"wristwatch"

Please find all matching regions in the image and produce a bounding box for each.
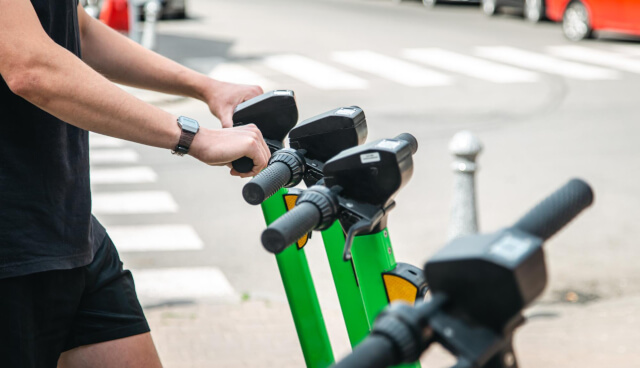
[172,116,200,156]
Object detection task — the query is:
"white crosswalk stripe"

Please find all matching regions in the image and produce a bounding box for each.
[109,224,204,252]
[91,166,157,184]
[403,48,539,83]
[608,45,640,58]
[475,46,620,80]
[548,45,640,74]
[263,54,368,90]
[209,62,275,90]
[132,267,235,304]
[89,134,125,148]
[332,50,452,87]
[93,191,178,214]
[90,149,140,164]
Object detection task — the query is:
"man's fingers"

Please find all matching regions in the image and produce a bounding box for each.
[229,168,253,178]
[244,124,269,160]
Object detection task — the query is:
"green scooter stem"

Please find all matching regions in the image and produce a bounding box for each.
[320,222,371,346]
[261,188,334,368]
[350,228,422,368]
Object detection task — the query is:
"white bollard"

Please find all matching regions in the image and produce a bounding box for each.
[85,0,101,18]
[448,130,483,240]
[141,0,161,50]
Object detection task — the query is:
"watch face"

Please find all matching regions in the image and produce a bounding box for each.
[178,116,199,134]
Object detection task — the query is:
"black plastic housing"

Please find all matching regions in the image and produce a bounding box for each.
[289,106,368,162]
[232,90,298,141]
[323,137,414,208]
[425,228,546,330]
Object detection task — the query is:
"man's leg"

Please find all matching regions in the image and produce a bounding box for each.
[58,332,162,368]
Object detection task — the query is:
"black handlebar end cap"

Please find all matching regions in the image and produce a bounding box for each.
[243,182,267,206]
[232,157,254,173]
[395,133,418,155]
[261,228,287,254]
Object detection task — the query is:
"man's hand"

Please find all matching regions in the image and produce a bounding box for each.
[203,80,263,128]
[189,124,271,178]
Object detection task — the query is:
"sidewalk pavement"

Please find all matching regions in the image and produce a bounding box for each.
[145,295,640,368]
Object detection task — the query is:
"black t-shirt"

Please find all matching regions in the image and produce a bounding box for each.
[0,0,105,279]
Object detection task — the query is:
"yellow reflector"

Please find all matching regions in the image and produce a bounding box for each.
[383,274,418,304]
[283,194,309,249]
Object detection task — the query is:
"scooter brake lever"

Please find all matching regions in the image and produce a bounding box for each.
[342,218,374,261]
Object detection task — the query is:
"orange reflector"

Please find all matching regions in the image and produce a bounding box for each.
[383,274,419,304]
[283,194,309,249]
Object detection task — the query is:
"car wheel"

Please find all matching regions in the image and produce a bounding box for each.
[563,1,593,41]
[482,0,498,16]
[423,0,437,8]
[524,0,544,23]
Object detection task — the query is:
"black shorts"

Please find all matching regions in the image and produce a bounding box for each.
[0,234,150,368]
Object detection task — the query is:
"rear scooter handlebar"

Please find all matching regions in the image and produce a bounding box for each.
[332,179,594,368]
[513,178,593,241]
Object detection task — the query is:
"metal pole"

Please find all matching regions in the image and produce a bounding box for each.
[448,130,483,240]
[129,0,139,42]
[141,0,161,50]
[85,0,101,18]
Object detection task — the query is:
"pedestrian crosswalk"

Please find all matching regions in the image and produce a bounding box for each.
[89,133,234,306]
[547,45,640,74]
[107,224,204,252]
[91,167,158,184]
[332,50,452,87]
[475,46,620,80]
[403,48,539,84]
[208,44,640,90]
[90,149,140,164]
[264,54,369,90]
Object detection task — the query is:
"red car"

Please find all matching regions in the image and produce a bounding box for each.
[546,0,640,41]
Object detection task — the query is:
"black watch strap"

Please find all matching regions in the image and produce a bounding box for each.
[173,131,195,156]
[172,116,199,156]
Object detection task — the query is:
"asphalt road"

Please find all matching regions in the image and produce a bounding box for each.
[90,0,639,350]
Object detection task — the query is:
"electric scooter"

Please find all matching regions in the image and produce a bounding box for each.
[262,133,429,368]
[333,179,594,368]
[244,121,427,349]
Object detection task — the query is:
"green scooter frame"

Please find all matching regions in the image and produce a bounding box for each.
[261,134,428,368]
[261,188,334,368]
[233,90,334,367]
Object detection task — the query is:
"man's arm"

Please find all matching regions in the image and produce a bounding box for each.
[0,0,269,177]
[77,5,257,129]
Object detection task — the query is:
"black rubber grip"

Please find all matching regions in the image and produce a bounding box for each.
[395,133,418,155]
[232,157,254,173]
[513,178,594,241]
[261,202,321,254]
[333,335,399,368]
[243,162,292,205]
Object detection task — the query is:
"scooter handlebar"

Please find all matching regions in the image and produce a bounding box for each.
[261,202,321,254]
[243,162,292,205]
[395,133,418,155]
[513,178,593,241]
[232,157,255,173]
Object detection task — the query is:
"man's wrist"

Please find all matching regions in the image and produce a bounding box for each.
[188,127,213,160]
[191,74,218,102]
[172,116,200,156]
